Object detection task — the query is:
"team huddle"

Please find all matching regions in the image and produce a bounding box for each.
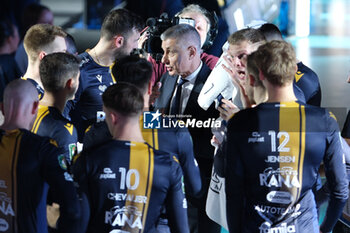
[0,3,348,233]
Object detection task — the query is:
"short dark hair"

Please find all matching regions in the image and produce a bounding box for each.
[228,28,265,45]
[100,8,143,40]
[161,24,201,50]
[258,23,283,41]
[39,52,80,92]
[0,19,15,47]
[112,55,152,93]
[254,40,296,86]
[65,33,78,55]
[102,82,144,117]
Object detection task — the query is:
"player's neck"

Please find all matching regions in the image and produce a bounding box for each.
[266,84,297,103]
[89,42,115,67]
[112,120,144,142]
[23,62,42,87]
[40,92,66,113]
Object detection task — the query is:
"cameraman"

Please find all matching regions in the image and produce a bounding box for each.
[146,4,219,89]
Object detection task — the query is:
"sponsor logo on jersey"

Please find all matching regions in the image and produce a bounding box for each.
[105,206,142,229]
[64,123,74,136]
[183,198,188,209]
[0,218,9,232]
[259,167,300,188]
[96,74,103,83]
[96,111,106,122]
[64,172,73,182]
[58,154,68,170]
[248,132,265,143]
[0,181,6,189]
[259,222,296,233]
[255,204,300,215]
[107,193,147,204]
[143,110,161,129]
[99,85,107,93]
[265,156,295,163]
[0,192,14,216]
[266,191,293,204]
[69,143,77,161]
[100,168,116,179]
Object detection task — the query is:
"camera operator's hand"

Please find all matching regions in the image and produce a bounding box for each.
[218,99,240,121]
[138,30,149,49]
[149,81,162,106]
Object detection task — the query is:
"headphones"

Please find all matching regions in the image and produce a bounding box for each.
[202,11,219,51]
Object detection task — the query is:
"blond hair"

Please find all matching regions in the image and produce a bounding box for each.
[24,24,66,61]
[254,40,296,86]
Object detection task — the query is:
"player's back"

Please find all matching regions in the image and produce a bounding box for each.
[0,129,80,233]
[84,116,202,196]
[73,139,189,233]
[226,101,348,232]
[32,105,78,162]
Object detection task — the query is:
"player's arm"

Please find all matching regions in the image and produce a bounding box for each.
[166,160,190,233]
[71,152,91,233]
[320,113,349,233]
[40,140,81,233]
[176,127,202,196]
[225,119,245,232]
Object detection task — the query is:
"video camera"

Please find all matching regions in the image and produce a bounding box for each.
[143,13,195,61]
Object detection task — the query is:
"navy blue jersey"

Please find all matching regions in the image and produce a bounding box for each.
[0,129,80,233]
[225,101,348,233]
[293,84,305,103]
[32,106,78,163]
[21,77,45,100]
[294,62,321,106]
[73,140,189,233]
[342,110,350,139]
[83,116,201,196]
[66,52,115,140]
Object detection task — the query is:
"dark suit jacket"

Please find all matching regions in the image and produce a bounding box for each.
[154,63,219,166]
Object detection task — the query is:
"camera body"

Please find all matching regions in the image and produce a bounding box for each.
[143,14,195,61]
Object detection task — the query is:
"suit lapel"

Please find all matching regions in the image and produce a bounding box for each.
[184,64,211,114]
[156,73,178,114]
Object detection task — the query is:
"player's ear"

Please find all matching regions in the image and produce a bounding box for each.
[32,100,39,115]
[258,69,265,81]
[249,74,255,87]
[66,78,73,89]
[38,51,46,61]
[147,81,152,95]
[114,35,124,48]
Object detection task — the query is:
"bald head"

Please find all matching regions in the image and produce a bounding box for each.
[2,79,39,130]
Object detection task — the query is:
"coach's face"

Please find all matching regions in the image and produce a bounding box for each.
[161,38,191,77]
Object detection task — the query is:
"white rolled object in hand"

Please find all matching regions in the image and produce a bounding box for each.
[197,42,238,110]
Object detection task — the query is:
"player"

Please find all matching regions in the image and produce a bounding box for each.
[32,52,80,164]
[225,40,348,233]
[73,83,189,233]
[0,79,80,233]
[22,24,67,100]
[66,8,143,141]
